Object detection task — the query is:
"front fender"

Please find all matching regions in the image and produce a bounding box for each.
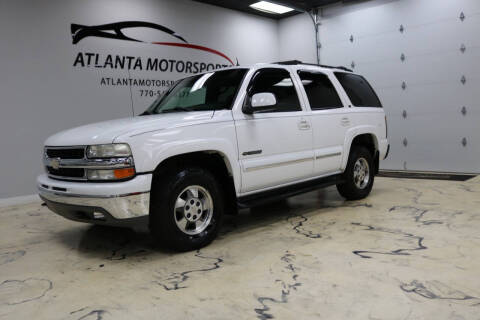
[116,121,241,193]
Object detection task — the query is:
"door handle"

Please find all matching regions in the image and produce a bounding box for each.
[341,117,350,126]
[298,119,311,130]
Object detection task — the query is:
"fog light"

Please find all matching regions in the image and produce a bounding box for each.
[93,211,105,219]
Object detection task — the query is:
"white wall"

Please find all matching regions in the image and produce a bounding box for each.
[280,0,480,173]
[278,13,317,63]
[0,0,280,198]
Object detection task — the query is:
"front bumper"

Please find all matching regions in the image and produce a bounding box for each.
[37,173,152,226]
[39,196,149,229]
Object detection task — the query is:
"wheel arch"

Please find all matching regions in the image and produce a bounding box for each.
[151,150,238,215]
[342,129,380,174]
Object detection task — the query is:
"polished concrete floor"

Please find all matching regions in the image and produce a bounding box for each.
[1,176,479,319]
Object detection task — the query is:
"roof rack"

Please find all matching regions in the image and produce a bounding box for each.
[273,60,353,72]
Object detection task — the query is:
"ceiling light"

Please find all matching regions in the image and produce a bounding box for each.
[250,1,294,14]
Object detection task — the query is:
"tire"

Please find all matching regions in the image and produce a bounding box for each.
[336,146,374,200]
[149,167,224,251]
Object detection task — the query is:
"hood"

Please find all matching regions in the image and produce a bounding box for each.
[45,111,214,146]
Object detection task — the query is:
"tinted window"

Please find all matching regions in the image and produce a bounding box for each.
[248,68,301,112]
[298,71,343,110]
[335,73,382,108]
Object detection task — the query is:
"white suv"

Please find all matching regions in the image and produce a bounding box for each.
[38,60,389,251]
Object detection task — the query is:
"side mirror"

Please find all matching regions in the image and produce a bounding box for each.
[242,92,277,115]
[251,92,276,108]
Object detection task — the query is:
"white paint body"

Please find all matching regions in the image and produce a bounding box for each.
[38,63,388,219]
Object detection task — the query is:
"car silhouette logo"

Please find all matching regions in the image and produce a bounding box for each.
[71,21,235,65]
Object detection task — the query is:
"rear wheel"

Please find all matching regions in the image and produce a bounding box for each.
[150,167,224,251]
[336,146,374,200]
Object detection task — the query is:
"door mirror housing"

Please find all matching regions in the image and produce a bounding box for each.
[243,92,277,114]
[251,92,276,108]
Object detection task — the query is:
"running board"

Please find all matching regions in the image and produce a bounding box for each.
[237,174,343,208]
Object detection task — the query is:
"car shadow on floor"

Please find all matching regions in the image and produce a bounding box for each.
[54,224,159,258]
[220,187,351,237]
[52,187,351,258]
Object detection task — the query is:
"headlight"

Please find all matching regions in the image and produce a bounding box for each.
[86,144,132,158]
[87,168,136,181]
[85,144,135,181]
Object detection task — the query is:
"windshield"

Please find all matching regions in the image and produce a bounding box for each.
[144,69,248,114]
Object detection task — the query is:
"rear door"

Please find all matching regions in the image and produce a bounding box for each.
[234,67,314,193]
[296,70,350,176]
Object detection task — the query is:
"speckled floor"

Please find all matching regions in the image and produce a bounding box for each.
[1,176,480,320]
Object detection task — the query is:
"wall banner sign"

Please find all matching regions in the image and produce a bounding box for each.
[70,21,238,99]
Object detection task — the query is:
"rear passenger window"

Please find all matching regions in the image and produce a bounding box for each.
[335,73,382,108]
[298,71,343,110]
[247,68,301,112]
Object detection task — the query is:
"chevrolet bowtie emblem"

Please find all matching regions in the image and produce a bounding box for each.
[50,158,61,170]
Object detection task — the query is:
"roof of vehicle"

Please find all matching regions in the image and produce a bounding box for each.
[191,61,354,76]
[221,60,354,74]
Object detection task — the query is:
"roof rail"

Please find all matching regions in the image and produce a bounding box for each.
[274,60,303,65]
[273,60,353,72]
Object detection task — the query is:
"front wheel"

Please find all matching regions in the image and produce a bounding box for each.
[336,146,374,200]
[150,167,224,251]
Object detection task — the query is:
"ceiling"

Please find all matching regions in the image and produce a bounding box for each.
[192,0,359,19]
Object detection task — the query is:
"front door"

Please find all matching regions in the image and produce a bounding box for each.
[234,68,314,194]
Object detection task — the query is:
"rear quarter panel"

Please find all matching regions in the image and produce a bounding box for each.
[341,108,388,170]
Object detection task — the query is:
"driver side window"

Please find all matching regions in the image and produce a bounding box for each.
[247,68,301,113]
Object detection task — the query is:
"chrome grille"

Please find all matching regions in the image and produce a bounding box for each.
[46,167,85,179]
[45,146,87,181]
[45,147,85,159]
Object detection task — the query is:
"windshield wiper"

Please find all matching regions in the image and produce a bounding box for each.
[159,107,195,113]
